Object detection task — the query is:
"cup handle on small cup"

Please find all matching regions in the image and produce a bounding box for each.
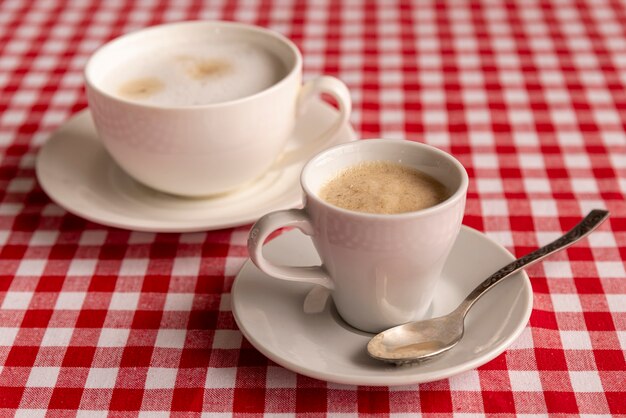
[274,76,352,167]
[247,208,334,290]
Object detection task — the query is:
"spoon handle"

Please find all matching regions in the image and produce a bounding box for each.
[455,209,610,317]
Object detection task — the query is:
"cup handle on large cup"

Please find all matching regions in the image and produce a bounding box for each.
[247,208,334,290]
[274,76,352,167]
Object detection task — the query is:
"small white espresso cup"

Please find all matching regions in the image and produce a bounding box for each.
[248,139,469,333]
[85,21,351,197]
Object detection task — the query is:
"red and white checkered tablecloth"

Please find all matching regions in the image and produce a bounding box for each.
[1,0,625,415]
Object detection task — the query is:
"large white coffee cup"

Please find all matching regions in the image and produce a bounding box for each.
[248,139,469,333]
[85,21,351,197]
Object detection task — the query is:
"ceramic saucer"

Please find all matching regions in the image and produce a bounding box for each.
[232,226,533,386]
[36,99,356,232]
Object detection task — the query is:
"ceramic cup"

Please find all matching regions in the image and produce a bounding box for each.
[248,139,469,333]
[85,21,351,197]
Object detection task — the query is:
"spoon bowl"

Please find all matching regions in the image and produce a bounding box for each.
[367,209,610,365]
[368,313,463,363]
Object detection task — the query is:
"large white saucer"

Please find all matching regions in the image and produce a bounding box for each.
[35,100,356,232]
[232,226,533,386]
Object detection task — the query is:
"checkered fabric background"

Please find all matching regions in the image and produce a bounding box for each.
[0,0,625,415]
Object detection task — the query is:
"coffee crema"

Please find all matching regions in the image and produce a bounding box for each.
[319,161,448,214]
[103,41,288,106]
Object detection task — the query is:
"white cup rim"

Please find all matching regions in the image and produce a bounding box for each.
[84,20,302,110]
[301,138,469,219]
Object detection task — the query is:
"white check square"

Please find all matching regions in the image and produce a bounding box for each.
[571,179,598,193]
[97,328,130,347]
[224,257,246,277]
[560,330,592,350]
[54,292,87,310]
[180,233,207,244]
[155,329,187,349]
[462,89,487,104]
[473,154,499,169]
[509,109,534,124]
[85,368,119,389]
[448,369,480,391]
[119,258,149,276]
[266,366,297,388]
[551,294,582,312]
[76,411,108,418]
[600,132,625,145]
[509,370,543,392]
[379,90,404,104]
[164,293,195,311]
[11,91,38,105]
[67,259,97,276]
[420,71,443,85]
[172,257,201,276]
[513,132,539,146]
[423,110,447,124]
[16,260,46,276]
[145,367,178,389]
[563,154,591,168]
[204,367,237,388]
[594,110,621,124]
[551,109,577,124]
[606,295,626,312]
[26,367,61,388]
[543,261,573,279]
[219,294,231,312]
[503,88,528,104]
[108,292,140,311]
[579,71,605,85]
[128,232,156,244]
[596,262,626,278]
[524,178,551,193]
[0,328,19,346]
[587,232,617,248]
[530,200,558,217]
[466,110,491,124]
[15,410,46,418]
[0,198,20,212]
[79,231,107,246]
[481,200,508,216]
[380,110,403,124]
[30,231,59,246]
[476,178,503,193]
[212,330,242,349]
[540,71,564,85]
[1,291,34,309]
[545,89,570,103]
[556,131,584,146]
[41,328,74,346]
[499,71,524,85]
[138,412,169,418]
[468,131,494,146]
[459,72,483,85]
[569,371,604,392]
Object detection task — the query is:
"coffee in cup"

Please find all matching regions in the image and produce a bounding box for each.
[85,21,352,197]
[319,161,448,214]
[248,139,469,333]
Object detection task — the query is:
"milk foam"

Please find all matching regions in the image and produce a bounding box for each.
[102,41,287,106]
[320,161,448,214]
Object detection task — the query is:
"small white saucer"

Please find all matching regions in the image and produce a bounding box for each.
[232,226,533,386]
[36,100,356,232]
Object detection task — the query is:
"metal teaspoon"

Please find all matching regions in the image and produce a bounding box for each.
[367,209,610,365]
